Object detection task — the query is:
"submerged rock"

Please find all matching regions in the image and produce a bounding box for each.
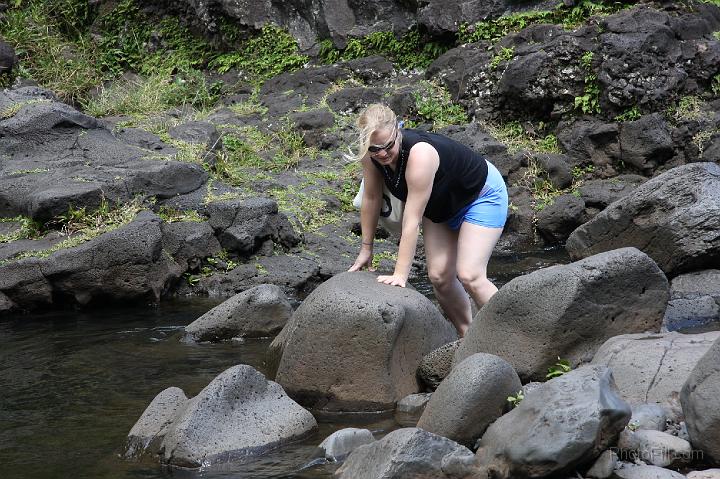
[476,365,630,479]
[592,331,720,404]
[275,271,457,412]
[395,393,432,427]
[318,428,375,462]
[455,247,668,381]
[159,364,317,468]
[184,284,292,341]
[125,387,188,458]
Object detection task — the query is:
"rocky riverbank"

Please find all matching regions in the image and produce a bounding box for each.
[2,0,720,477]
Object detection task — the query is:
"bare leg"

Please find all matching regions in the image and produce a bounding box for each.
[422,218,472,337]
[456,222,504,307]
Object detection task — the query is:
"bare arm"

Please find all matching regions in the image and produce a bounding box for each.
[348,155,383,271]
[378,143,439,286]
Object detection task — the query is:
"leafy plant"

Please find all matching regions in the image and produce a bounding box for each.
[490,46,515,70]
[413,80,468,130]
[318,28,449,70]
[614,106,641,122]
[574,51,600,114]
[507,390,525,408]
[458,0,629,45]
[546,357,572,379]
[209,24,307,84]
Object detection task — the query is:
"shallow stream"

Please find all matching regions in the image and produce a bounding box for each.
[0,250,571,479]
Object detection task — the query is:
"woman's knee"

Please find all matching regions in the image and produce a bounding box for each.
[456,268,486,288]
[427,265,456,289]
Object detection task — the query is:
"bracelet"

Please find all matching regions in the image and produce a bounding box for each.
[362,241,373,245]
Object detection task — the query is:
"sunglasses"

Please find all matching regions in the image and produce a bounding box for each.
[368,128,398,154]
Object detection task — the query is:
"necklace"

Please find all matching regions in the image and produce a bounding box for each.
[384,143,407,191]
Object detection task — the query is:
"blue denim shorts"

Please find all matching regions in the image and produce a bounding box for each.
[447,160,508,230]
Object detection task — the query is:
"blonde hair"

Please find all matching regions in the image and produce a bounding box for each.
[355,104,397,161]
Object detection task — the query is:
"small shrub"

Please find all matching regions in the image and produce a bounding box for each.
[318,28,449,70]
[507,390,524,408]
[546,357,572,379]
[574,51,600,114]
[413,80,468,129]
[209,24,307,84]
[490,46,515,70]
[614,106,641,122]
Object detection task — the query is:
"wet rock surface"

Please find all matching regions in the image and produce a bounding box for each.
[184,284,293,341]
[158,364,317,468]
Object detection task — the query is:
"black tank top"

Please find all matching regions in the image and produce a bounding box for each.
[371,129,488,223]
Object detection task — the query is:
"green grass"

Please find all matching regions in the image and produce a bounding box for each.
[318,28,448,70]
[490,46,515,70]
[413,80,469,130]
[513,157,594,211]
[482,120,560,154]
[156,206,204,223]
[458,0,630,45]
[0,216,43,243]
[2,198,144,263]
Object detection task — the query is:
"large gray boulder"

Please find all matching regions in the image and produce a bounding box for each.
[455,248,669,381]
[592,331,720,404]
[160,365,317,468]
[0,88,207,221]
[567,163,720,277]
[476,366,631,479]
[0,211,183,311]
[275,271,457,412]
[335,427,475,479]
[125,387,188,458]
[184,284,293,341]
[681,336,720,463]
[417,353,521,446]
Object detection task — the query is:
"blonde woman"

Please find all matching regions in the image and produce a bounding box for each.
[348,104,508,336]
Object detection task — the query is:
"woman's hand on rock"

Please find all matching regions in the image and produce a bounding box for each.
[377,274,407,288]
[348,249,374,272]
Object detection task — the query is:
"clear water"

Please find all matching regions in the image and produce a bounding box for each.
[0,249,574,479]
